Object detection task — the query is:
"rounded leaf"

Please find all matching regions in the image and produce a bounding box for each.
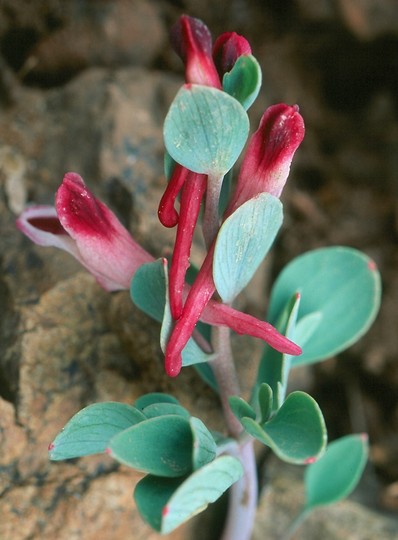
[214,193,283,303]
[109,415,193,477]
[49,402,145,460]
[190,417,217,470]
[304,434,369,510]
[142,403,191,420]
[164,84,249,175]
[222,54,262,110]
[134,456,244,534]
[241,391,327,464]
[268,247,381,366]
[134,392,179,410]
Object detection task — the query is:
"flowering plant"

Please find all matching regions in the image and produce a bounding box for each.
[17,15,381,540]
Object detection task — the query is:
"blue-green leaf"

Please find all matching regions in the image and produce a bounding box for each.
[258,383,273,424]
[213,193,283,303]
[190,417,217,470]
[229,396,257,421]
[134,456,243,534]
[304,434,369,511]
[49,402,145,460]
[130,259,166,322]
[134,393,179,410]
[222,54,262,110]
[241,391,327,464]
[268,247,382,366]
[108,415,193,477]
[254,293,300,411]
[164,84,249,176]
[142,403,191,420]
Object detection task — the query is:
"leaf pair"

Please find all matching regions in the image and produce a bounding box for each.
[49,394,243,534]
[230,387,327,464]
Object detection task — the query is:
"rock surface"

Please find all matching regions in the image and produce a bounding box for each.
[0,1,398,539]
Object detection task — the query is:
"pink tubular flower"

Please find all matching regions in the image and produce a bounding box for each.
[164,104,305,376]
[171,15,221,88]
[17,172,300,378]
[16,172,153,291]
[213,32,252,77]
[226,103,305,215]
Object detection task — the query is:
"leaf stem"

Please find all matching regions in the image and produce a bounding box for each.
[203,173,223,250]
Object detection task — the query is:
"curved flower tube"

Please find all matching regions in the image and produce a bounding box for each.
[16,172,153,291]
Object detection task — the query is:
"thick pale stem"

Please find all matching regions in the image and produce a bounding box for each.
[203,173,223,250]
[210,326,258,540]
[210,325,242,438]
[221,440,258,540]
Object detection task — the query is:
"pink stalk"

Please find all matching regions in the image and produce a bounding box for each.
[169,171,207,319]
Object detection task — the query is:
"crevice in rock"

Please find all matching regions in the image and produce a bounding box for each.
[0,274,20,404]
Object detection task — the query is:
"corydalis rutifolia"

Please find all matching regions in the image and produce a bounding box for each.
[18,14,381,540]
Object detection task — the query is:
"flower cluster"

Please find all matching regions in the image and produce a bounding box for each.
[17,15,305,378]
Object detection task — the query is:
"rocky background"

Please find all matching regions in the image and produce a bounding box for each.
[0,1,397,539]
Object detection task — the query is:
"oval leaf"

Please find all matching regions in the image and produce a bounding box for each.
[214,193,283,303]
[268,247,381,366]
[304,434,369,511]
[134,392,179,410]
[49,402,145,460]
[142,403,191,420]
[222,54,262,110]
[134,456,244,534]
[130,259,166,322]
[241,391,327,464]
[164,84,249,175]
[258,383,273,424]
[190,417,217,470]
[109,415,193,477]
[229,396,257,421]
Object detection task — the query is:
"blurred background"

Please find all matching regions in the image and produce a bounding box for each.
[0,1,397,539]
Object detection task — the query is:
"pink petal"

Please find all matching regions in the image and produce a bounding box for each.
[56,172,153,290]
[169,171,207,319]
[16,205,81,259]
[158,163,189,228]
[227,104,305,215]
[202,301,302,356]
[171,15,221,88]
